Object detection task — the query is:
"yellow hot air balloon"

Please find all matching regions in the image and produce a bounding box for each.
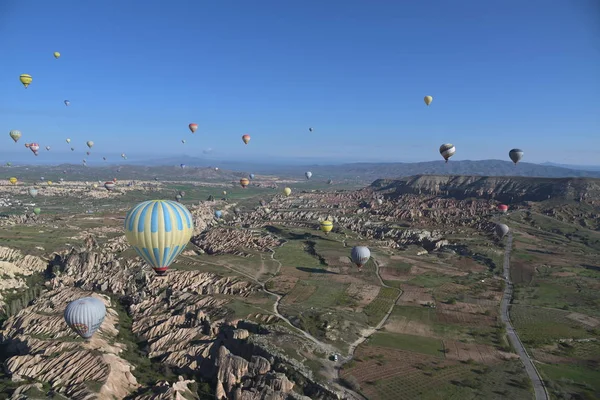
[93,183,98,188]
[320,220,333,234]
[124,200,195,275]
[20,74,32,88]
[424,96,433,106]
[9,177,18,185]
[53,52,61,59]
[283,187,292,196]
[47,181,53,185]
[222,191,227,196]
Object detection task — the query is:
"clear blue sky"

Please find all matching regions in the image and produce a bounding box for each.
[1,0,599,165]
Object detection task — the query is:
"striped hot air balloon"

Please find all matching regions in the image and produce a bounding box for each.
[320,220,333,234]
[240,178,250,188]
[124,200,194,275]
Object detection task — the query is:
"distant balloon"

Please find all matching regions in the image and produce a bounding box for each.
[424,96,433,106]
[9,177,17,185]
[327,179,333,185]
[180,164,185,169]
[351,246,370,271]
[86,141,94,148]
[320,220,333,234]
[66,138,71,144]
[64,100,70,106]
[9,130,21,143]
[439,143,456,163]
[33,207,41,216]
[47,181,52,185]
[71,147,75,151]
[283,187,292,196]
[222,191,227,196]
[309,127,314,132]
[175,194,182,202]
[45,146,51,151]
[495,223,509,238]
[64,297,106,339]
[249,173,255,180]
[181,139,186,144]
[103,157,107,161]
[28,188,38,198]
[19,74,32,88]
[179,191,185,197]
[124,200,194,275]
[53,52,61,59]
[189,123,198,133]
[305,171,312,180]
[509,149,524,165]
[240,178,250,188]
[29,143,40,156]
[121,153,127,159]
[242,134,251,144]
[377,198,383,205]
[215,210,223,219]
[104,181,115,191]
[498,204,508,213]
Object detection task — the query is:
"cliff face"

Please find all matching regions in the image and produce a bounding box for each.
[371,175,600,203]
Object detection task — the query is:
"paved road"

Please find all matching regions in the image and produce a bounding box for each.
[501,232,549,400]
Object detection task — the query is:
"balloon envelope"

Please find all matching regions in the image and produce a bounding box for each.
[305,171,312,179]
[124,200,194,275]
[189,123,198,133]
[351,246,370,268]
[424,96,433,105]
[9,130,21,143]
[242,134,251,144]
[33,207,41,215]
[283,187,292,196]
[439,143,456,162]
[215,210,223,219]
[240,178,250,188]
[320,220,333,233]
[53,52,61,59]
[86,141,94,148]
[64,297,106,339]
[509,149,524,165]
[19,74,32,88]
[498,204,508,213]
[28,188,38,198]
[64,100,70,106]
[495,223,509,238]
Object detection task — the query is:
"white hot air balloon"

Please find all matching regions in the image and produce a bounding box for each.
[351,246,371,271]
[64,297,106,339]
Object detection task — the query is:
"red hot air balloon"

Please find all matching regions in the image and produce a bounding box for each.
[189,123,198,133]
[104,181,115,191]
[29,143,40,156]
[242,134,251,144]
[240,178,250,188]
[498,204,508,213]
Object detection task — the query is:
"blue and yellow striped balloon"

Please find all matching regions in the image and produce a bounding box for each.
[124,200,194,275]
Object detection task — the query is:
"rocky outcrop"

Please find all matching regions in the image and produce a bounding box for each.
[0,247,48,313]
[371,175,600,203]
[191,228,284,256]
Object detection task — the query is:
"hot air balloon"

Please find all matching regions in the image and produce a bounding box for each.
[215,210,223,219]
[320,220,333,234]
[242,134,251,144]
[86,141,94,148]
[180,164,185,169]
[6,162,11,167]
[66,138,71,144]
[53,52,61,59]
[103,157,107,161]
[64,100,70,106]
[179,191,185,197]
[45,146,51,151]
[305,171,312,180]
[283,187,292,196]
[327,179,333,185]
[309,127,314,132]
[498,204,508,213]
[28,188,38,198]
[240,178,250,188]
[181,139,186,144]
[424,96,433,106]
[439,143,456,163]
[351,246,370,271]
[40,177,44,181]
[259,199,267,207]
[154,177,159,181]
[9,177,17,185]
[495,223,509,238]
[113,178,117,182]
[47,181,52,185]
[175,194,182,202]
[124,200,194,275]
[64,297,106,339]
[19,74,32,88]
[104,181,115,191]
[71,147,75,151]
[377,198,383,205]
[121,153,127,159]
[509,149,523,165]
[24,143,30,148]
[249,173,255,180]
[222,191,227,196]
[29,143,40,155]
[9,130,21,143]
[33,208,41,215]
[189,123,198,133]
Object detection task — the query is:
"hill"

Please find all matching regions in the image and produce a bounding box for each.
[124,158,600,181]
[371,175,600,203]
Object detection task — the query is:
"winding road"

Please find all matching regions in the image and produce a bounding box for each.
[500,232,549,400]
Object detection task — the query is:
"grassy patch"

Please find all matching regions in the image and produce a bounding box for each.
[368,332,444,357]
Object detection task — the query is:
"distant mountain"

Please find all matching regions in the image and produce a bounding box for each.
[371,175,600,203]
[539,162,600,172]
